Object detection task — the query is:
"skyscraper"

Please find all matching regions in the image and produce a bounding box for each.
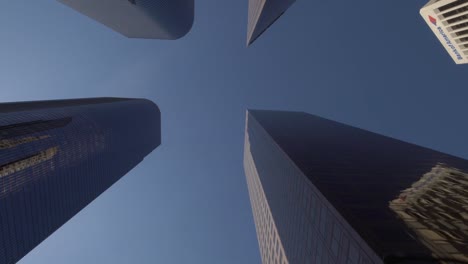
[0,98,161,264]
[247,0,296,46]
[243,110,468,263]
[420,0,468,64]
[58,0,194,39]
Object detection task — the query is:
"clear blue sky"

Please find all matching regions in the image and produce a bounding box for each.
[1,0,468,263]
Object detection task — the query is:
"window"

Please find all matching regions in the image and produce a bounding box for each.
[442,5,468,18]
[319,208,327,235]
[439,0,468,13]
[348,244,359,264]
[451,22,468,30]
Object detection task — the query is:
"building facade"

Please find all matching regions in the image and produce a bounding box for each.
[58,0,194,39]
[243,110,468,263]
[247,0,296,46]
[420,0,468,64]
[0,98,161,264]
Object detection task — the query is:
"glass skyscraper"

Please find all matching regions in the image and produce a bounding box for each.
[244,110,468,264]
[58,0,194,39]
[0,98,161,264]
[247,0,296,46]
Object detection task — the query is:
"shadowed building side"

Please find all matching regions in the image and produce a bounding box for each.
[58,0,194,39]
[0,98,161,264]
[244,109,468,263]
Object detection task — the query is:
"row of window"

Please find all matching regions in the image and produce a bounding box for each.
[244,142,287,264]
[439,0,468,13]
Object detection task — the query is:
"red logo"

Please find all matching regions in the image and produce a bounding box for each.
[429,15,437,26]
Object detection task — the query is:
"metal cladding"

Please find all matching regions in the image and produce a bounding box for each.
[0,98,161,264]
[244,110,468,263]
[58,0,194,39]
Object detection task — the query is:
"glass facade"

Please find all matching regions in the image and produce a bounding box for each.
[0,98,160,264]
[243,110,468,264]
[134,0,194,39]
[247,0,296,45]
[58,0,194,39]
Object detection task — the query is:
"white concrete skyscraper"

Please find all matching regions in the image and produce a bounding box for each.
[420,0,468,64]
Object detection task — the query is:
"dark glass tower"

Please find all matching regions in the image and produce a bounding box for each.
[58,0,194,39]
[247,0,296,46]
[0,98,161,264]
[244,110,468,264]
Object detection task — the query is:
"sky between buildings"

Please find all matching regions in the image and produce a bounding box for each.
[1,0,468,263]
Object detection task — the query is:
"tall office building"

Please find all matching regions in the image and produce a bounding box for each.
[420,0,468,64]
[0,98,161,264]
[247,0,296,46]
[58,0,194,39]
[243,110,468,263]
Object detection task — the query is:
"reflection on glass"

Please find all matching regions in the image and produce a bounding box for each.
[0,146,58,179]
[0,135,50,149]
[0,115,108,198]
[0,117,73,197]
[0,117,71,138]
[389,164,468,263]
[0,98,160,264]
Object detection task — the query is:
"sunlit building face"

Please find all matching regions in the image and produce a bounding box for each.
[246,0,296,46]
